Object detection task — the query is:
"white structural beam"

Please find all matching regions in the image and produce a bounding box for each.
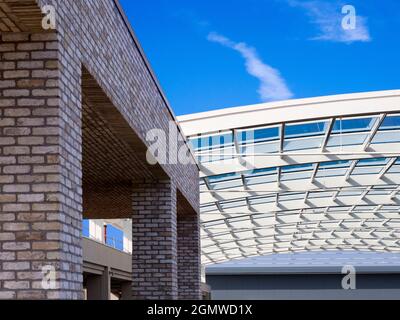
[178,90,400,136]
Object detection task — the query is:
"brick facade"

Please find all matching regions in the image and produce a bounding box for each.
[0,32,83,299]
[1,0,200,300]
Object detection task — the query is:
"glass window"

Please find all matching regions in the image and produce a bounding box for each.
[380,115,400,130]
[332,117,376,133]
[254,127,280,141]
[208,172,239,183]
[283,121,328,152]
[284,136,324,151]
[381,205,400,211]
[372,131,400,145]
[282,163,314,173]
[319,160,351,169]
[388,158,400,173]
[317,160,351,178]
[353,205,376,212]
[248,167,277,176]
[328,207,352,212]
[210,179,243,190]
[248,195,276,205]
[327,133,369,147]
[285,121,327,138]
[246,174,277,186]
[357,158,388,166]
[339,189,364,196]
[352,158,389,176]
[106,224,124,251]
[352,166,384,175]
[190,132,233,151]
[242,141,280,154]
[281,171,313,181]
[203,220,226,228]
[244,167,277,186]
[238,127,279,144]
[279,193,304,201]
[280,164,314,181]
[220,199,247,209]
[308,191,335,199]
[372,115,400,145]
[82,219,89,238]
[201,203,218,213]
[368,187,393,195]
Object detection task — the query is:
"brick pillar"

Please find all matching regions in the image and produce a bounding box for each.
[178,214,202,300]
[0,32,83,299]
[131,180,178,300]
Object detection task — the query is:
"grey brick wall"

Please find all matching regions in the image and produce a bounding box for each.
[178,214,202,300]
[36,0,199,211]
[0,32,83,299]
[1,0,201,300]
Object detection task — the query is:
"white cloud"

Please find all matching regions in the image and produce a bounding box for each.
[287,0,371,43]
[207,32,293,102]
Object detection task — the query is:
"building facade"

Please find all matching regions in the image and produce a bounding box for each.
[178,90,400,299]
[0,0,201,300]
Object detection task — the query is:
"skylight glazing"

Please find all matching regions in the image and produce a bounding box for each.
[191,110,400,264]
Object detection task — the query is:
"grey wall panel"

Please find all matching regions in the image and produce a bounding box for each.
[207,274,400,300]
[211,289,400,300]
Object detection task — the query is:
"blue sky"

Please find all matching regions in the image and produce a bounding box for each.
[120,0,400,116]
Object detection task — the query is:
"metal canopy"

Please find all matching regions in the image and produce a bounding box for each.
[178,90,400,265]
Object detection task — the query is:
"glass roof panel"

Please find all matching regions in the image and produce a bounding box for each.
[279,193,305,201]
[338,189,364,196]
[284,136,324,151]
[352,166,384,175]
[208,172,239,183]
[220,199,247,209]
[285,121,327,138]
[372,131,400,144]
[356,158,389,166]
[248,195,276,205]
[282,163,314,172]
[200,203,218,213]
[243,141,280,154]
[247,167,277,176]
[281,171,313,181]
[245,174,277,186]
[238,126,280,144]
[319,160,351,168]
[308,191,335,199]
[317,160,351,178]
[190,132,234,151]
[332,117,376,133]
[327,133,369,147]
[380,115,400,130]
[210,179,243,190]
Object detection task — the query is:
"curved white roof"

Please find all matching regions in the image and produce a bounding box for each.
[178,90,400,265]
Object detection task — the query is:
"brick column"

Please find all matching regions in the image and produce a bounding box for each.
[131,180,178,300]
[0,32,83,299]
[178,214,202,300]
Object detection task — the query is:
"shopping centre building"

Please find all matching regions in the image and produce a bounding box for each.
[1,0,400,301]
[178,90,400,299]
